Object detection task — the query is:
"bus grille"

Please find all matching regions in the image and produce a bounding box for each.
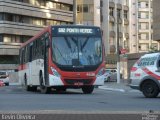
[64,79,92,85]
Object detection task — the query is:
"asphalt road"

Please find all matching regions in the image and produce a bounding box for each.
[0,85,160,112]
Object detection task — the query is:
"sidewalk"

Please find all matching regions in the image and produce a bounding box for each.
[99,81,132,92]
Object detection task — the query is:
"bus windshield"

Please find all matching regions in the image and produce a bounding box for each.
[52,36,102,67]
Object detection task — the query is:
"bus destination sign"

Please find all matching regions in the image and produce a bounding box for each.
[52,27,99,36]
[58,28,93,34]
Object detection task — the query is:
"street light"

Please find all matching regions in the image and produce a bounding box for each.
[117,12,121,84]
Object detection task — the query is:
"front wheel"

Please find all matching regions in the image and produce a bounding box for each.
[141,81,159,98]
[24,74,31,91]
[56,87,67,92]
[39,73,51,94]
[82,86,94,94]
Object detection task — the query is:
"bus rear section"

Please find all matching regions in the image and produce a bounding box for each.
[19,25,105,94]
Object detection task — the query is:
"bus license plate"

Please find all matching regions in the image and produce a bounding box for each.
[74,82,84,86]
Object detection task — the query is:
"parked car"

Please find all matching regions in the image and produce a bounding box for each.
[104,69,117,82]
[0,71,9,86]
[130,53,160,98]
[0,80,5,87]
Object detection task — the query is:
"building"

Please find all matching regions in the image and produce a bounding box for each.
[76,0,100,26]
[153,0,160,42]
[0,0,73,71]
[101,0,129,55]
[131,0,159,53]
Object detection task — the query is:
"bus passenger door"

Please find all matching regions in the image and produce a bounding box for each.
[28,44,33,85]
[44,35,49,86]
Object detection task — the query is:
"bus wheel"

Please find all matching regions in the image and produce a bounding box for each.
[56,87,67,92]
[141,81,159,98]
[24,75,31,91]
[31,86,37,92]
[82,86,94,94]
[39,74,51,94]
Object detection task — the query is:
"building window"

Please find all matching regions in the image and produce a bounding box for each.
[109,7,114,17]
[109,22,114,31]
[138,12,149,19]
[139,22,149,30]
[3,35,32,43]
[124,10,128,19]
[0,35,3,42]
[83,5,89,12]
[0,13,4,20]
[3,35,21,43]
[100,0,103,7]
[13,0,73,11]
[139,33,149,40]
[139,44,149,51]
[4,14,14,21]
[1,13,71,26]
[109,37,115,45]
[138,2,141,8]
[146,2,149,8]
[117,9,121,18]
[77,5,82,13]
[124,25,128,33]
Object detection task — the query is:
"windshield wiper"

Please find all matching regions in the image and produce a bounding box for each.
[52,43,68,64]
[80,37,89,51]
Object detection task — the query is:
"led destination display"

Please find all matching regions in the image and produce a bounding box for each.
[52,26,101,36]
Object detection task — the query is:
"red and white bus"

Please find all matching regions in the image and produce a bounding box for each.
[19,25,105,94]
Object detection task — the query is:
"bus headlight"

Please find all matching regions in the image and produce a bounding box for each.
[96,68,105,77]
[51,67,60,77]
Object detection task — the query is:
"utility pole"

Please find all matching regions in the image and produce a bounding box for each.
[117,13,121,84]
[73,0,77,24]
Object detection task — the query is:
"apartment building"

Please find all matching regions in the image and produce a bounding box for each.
[101,0,129,54]
[153,0,160,42]
[131,0,159,53]
[0,0,73,71]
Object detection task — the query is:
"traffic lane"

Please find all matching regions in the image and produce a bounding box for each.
[0,86,160,112]
[0,86,111,112]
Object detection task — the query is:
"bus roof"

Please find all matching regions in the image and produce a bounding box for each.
[20,26,51,48]
[20,25,101,49]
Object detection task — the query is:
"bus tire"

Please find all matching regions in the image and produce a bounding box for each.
[141,80,159,98]
[39,73,51,94]
[82,86,94,94]
[30,86,37,92]
[24,74,31,91]
[56,87,67,92]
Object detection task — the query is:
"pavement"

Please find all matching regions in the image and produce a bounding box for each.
[99,81,137,93]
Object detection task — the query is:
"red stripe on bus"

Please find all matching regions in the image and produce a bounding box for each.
[18,64,27,71]
[142,67,160,80]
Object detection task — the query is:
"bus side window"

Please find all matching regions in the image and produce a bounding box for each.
[20,49,24,65]
[29,45,33,62]
[158,60,160,68]
[41,38,45,56]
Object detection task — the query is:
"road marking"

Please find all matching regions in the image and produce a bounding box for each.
[98,86,140,93]
[99,86,125,92]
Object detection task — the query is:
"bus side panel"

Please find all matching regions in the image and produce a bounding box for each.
[30,59,44,86]
[18,69,25,86]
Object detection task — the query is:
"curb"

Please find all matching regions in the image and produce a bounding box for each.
[99,86,125,92]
